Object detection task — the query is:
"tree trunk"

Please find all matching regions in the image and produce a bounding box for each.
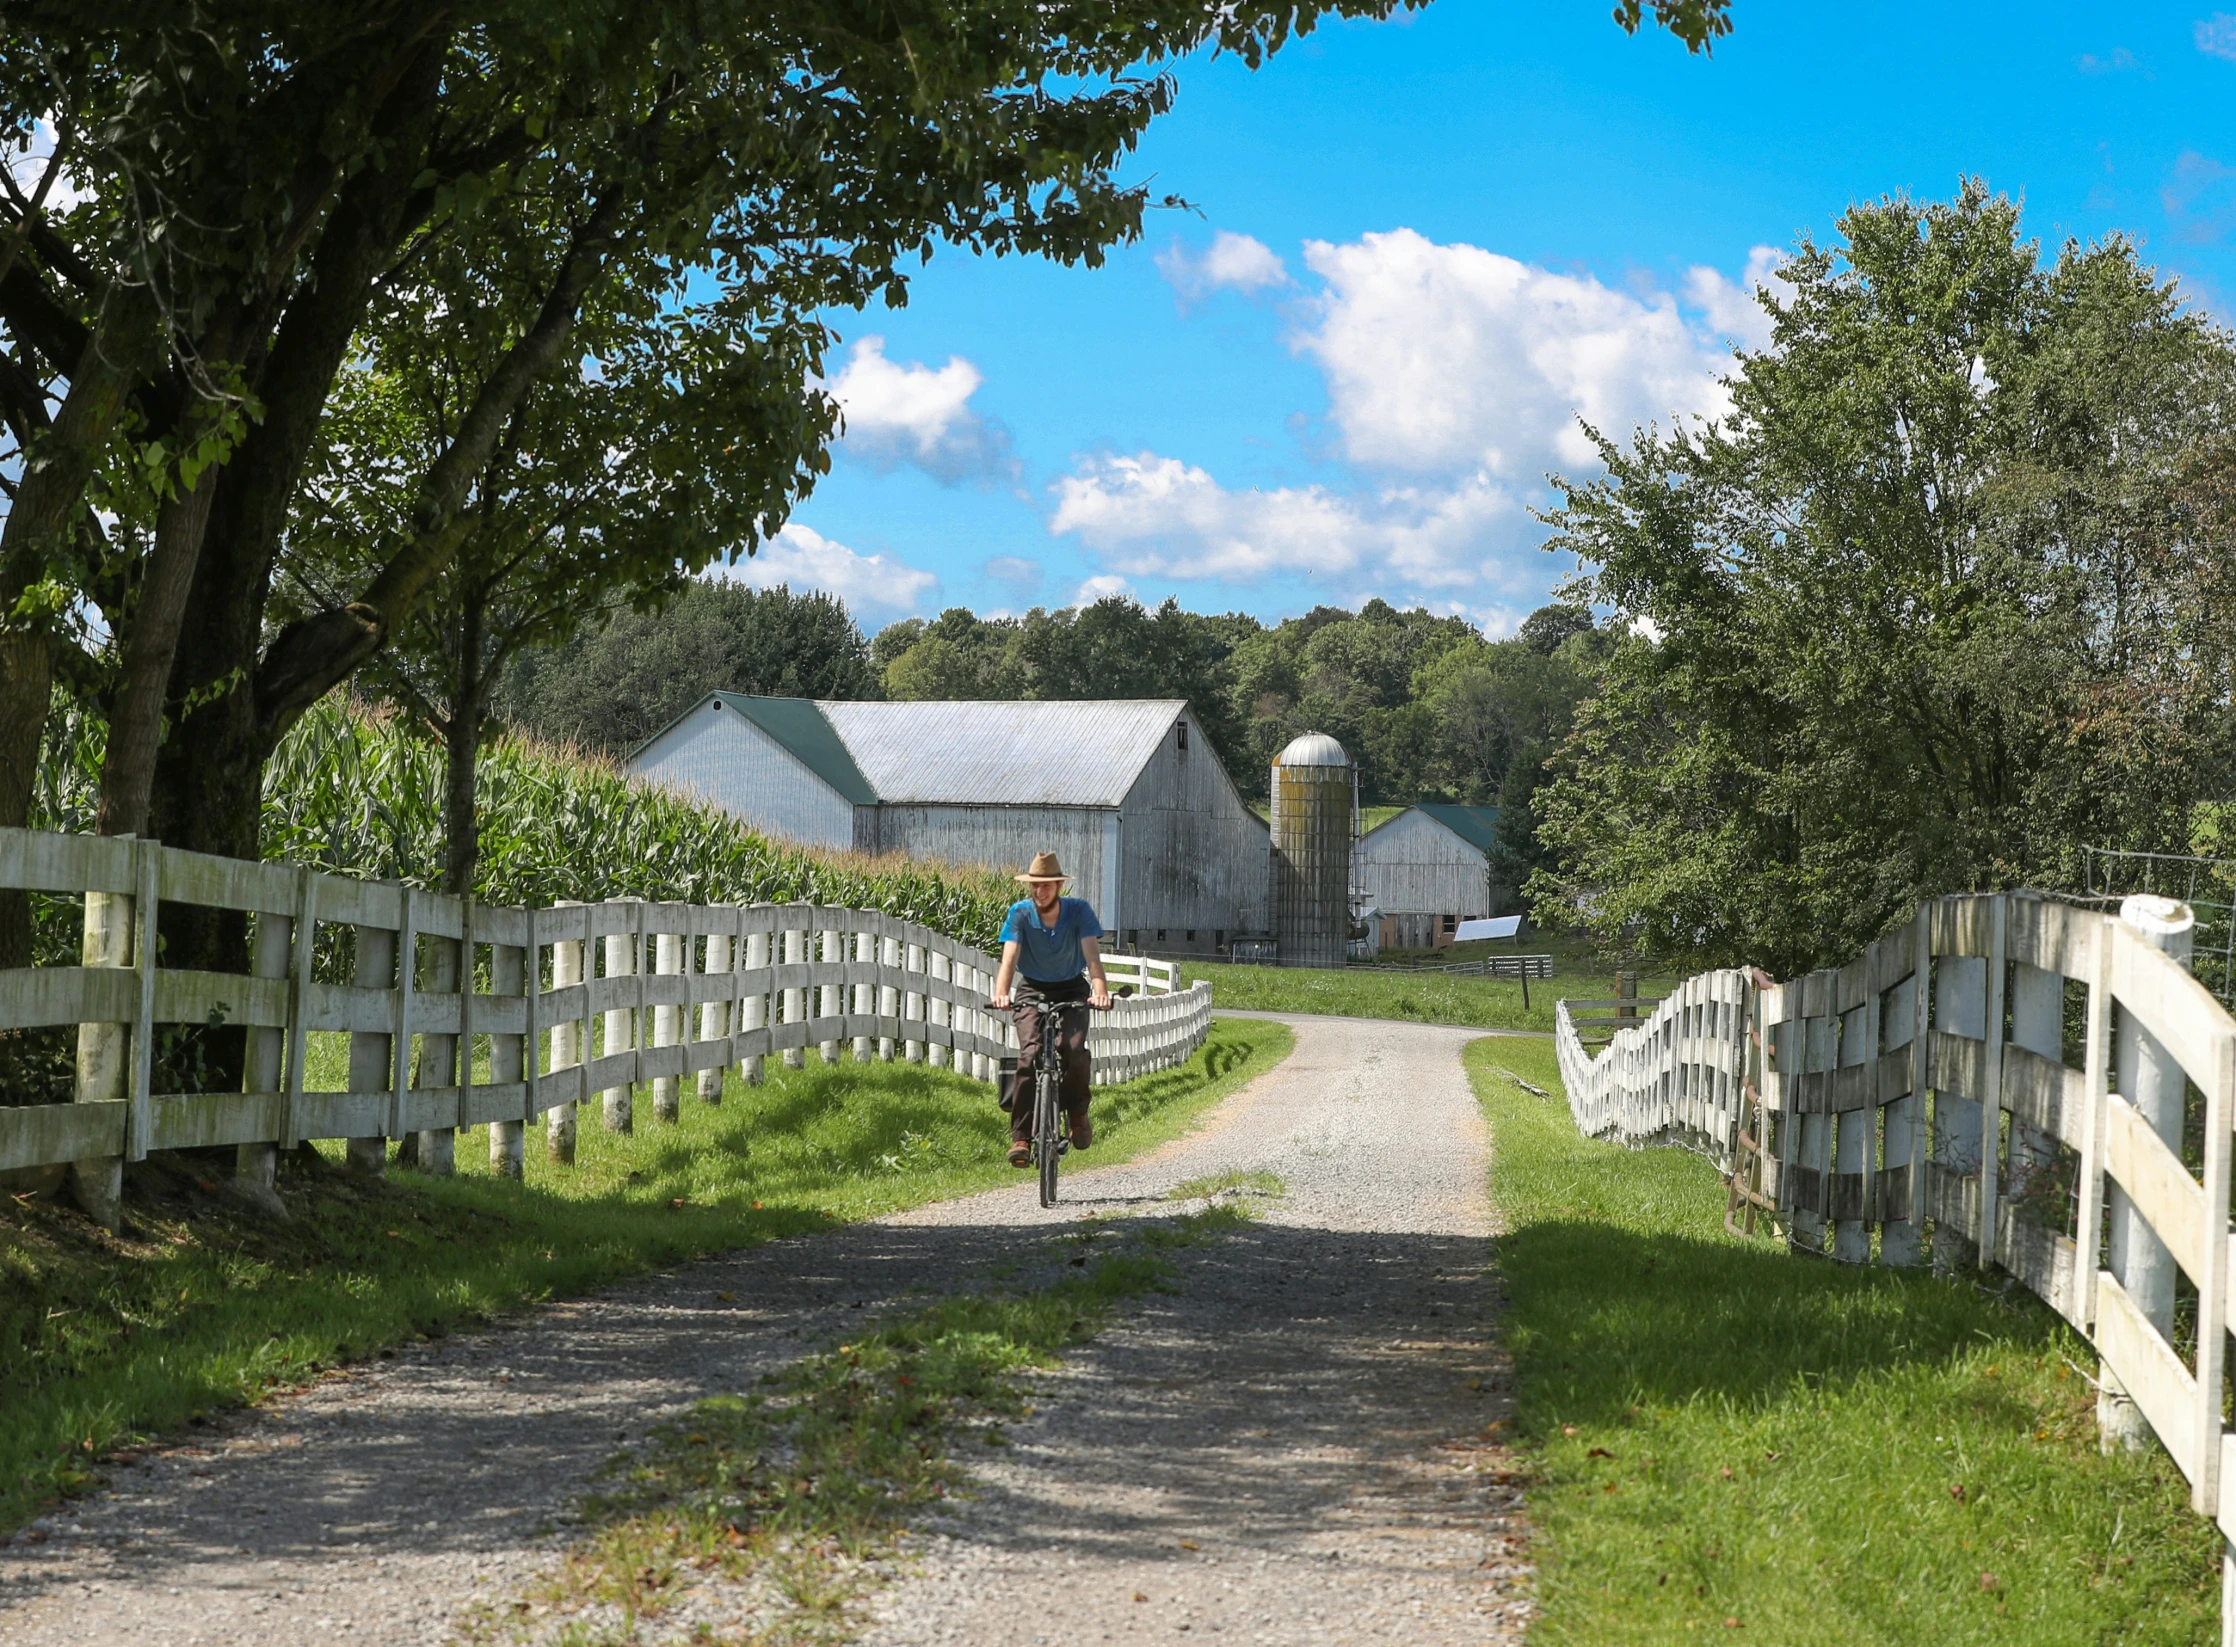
[96,456,223,839]
[443,586,488,898]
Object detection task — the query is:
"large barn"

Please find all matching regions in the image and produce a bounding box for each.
[625,694,1271,956]
[1353,803,1502,949]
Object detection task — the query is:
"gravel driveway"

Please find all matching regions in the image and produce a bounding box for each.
[0,1013,1528,1646]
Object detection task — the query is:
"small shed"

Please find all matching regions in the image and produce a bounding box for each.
[1353,803,1501,949]
[624,693,1271,957]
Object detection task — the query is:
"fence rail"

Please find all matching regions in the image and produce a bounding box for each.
[1554,891,2236,1637]
[0,828,1212,1223]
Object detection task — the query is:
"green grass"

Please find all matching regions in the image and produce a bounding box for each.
[0,1017,1290,1531]
[1186,931,1677,1035]
[1164,1167,1285,1202]
[1472,1037,2221,1644]
[462,1208,1247,1645]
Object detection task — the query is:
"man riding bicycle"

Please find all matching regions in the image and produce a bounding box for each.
[990,852,1114,1169]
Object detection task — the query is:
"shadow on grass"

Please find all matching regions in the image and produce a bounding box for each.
[1501,1218,2061,1430]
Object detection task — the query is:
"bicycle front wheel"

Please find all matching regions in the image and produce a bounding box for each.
[1036,1068,1060,1207]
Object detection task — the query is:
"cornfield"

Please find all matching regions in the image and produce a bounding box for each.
[33,696,1017,951]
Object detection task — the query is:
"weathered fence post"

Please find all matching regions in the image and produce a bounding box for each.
[781,922,806,1070]
[877,933,900,1061]
[852,926,876,1064]
[414,920,460,1177]
[1930,946,1986,1272]
[1878,923,1926,1268]
[653,922,683,1123]
[2100,894,2195,1452]
[699,915,732,1104]
[237,899,290,1203]
[819,925,843,1063]
[928,949,951,1069]
[903,937,926,1063]
[346,916,397,1178]
[740,920,769,1086]
[489,927,527,1180]
[1793,985,1834,1254]
[547,904,584,1164]
[1832,971,1874,1262]
[602,900,640,1132]
[71,861,135,1231]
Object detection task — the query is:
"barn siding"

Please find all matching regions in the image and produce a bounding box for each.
[867,805,1113,918]
[1116,710,1272,945]
[631,703,855,849]
[1355,809,1490,918]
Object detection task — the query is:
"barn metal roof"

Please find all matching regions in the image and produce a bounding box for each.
[818,698,1184,806]
[707,693,879,803]
[1398,803,1502,852]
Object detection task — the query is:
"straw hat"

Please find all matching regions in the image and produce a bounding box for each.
[1014,851,1070,886]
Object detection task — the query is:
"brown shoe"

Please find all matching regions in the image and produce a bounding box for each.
[1069,1118,1092,1152]
[1008,1140,1032,1168]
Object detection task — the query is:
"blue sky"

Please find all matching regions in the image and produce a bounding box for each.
[731,2,2236,637]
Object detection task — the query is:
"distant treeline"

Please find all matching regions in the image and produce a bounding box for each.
[498,580,1599,826]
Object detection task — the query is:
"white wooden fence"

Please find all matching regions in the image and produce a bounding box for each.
[0,827,1212,1224]
[1555,891,2236,1634]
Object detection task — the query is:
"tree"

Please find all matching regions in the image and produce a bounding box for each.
[499,580,879,757]
[11,0,1744,974]
[284,215,829,893]
[1531,183,2236,975]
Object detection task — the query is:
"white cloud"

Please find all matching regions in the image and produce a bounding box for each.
[1683,244,1786,354]
[1295,229,1735,481]
[826,337,1014,484]
[1070,573,1135,606]
[727,524,939,620]
[2077,46,2138,73]
[2198,14,2236,60]
[1156,230,1291,303]
[1049,451,1532,595]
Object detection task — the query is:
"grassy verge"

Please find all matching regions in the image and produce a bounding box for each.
[0,1018,1290,1531]
[1186,931,1679,1034]
[462,1204,1252,1645]
[1471,1037,2220,1644]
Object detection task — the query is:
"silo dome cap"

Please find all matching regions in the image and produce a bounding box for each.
[1275,731,1350,767]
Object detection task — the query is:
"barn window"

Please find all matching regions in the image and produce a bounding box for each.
[1186,930,1196,943]
[1157,929,1167,943]
[1442,914,1458,932]
[1176,721,1188,751]
[1214,929,1225,950]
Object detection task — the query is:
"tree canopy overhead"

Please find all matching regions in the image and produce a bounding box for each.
[1531,182,2236,975]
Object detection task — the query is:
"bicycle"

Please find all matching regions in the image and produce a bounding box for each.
[999,992,1100,1207]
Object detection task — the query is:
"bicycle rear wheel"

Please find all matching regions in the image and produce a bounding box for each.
[1036,1068,1060,1207]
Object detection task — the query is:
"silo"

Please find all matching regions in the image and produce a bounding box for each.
[1270,731,1355,968]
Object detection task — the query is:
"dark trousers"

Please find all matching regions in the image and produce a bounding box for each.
[1011,975,1091,1142]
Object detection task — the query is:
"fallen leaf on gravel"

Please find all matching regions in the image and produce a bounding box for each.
[715,1292,736,1302]
[1134,1593,1148,1603]
[1179,1540,1201,1550]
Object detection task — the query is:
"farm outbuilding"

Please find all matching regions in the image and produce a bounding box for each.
[625,694,1270,956]
[1353,803,1502,950]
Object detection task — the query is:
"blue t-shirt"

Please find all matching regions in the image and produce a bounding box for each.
[1001,896,1104,982]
